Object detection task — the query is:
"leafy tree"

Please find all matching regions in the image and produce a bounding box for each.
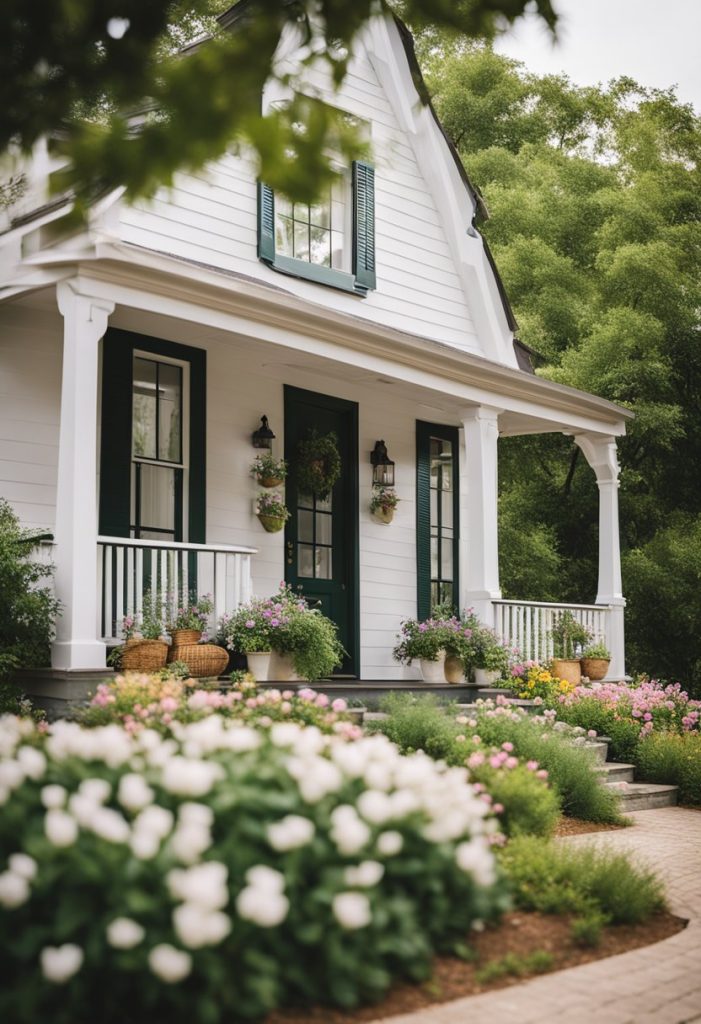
[421,43,701,691]
[1,0,557,214]
[0,500,60,679]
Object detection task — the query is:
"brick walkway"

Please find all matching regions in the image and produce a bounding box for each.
[369,808,701,1024]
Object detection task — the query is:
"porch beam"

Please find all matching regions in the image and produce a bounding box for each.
[460,405,503,624]
[52,280,114,670]
[575,433,626,679]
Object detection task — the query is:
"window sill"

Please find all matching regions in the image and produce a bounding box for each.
[262,254,368,296]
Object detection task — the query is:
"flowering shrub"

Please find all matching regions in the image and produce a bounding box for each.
[0,714,507,1022]
[167,594,213,634]
[82,675,361,741]
[554,680,700,761]
[219,584,344,679]
[506,663,575,702]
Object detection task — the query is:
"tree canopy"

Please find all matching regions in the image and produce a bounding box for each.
[1,0,557,214]
[420,39,701,691]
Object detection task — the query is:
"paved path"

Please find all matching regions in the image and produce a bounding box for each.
[370,808,701,1024]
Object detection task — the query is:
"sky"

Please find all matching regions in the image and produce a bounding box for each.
[493,0,701,112]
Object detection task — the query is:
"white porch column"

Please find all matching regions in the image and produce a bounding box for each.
[52,281,115,670]
[575,433,626,680]
[460,406,502,624]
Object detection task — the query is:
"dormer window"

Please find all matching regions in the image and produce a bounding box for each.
[257,160,376,295]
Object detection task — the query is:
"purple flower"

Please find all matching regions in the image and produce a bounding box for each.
[245,620,255,629]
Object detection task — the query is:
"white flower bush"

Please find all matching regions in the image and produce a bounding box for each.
[0,713,508,1022]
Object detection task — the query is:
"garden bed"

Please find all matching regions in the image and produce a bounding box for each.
[266,909,685,1024]
[553,816,629,837]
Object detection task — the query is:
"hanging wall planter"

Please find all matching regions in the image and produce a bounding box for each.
[297,430,341,499]
[251,453,287,489]
[370,486,399,525]
[256,493,290,533]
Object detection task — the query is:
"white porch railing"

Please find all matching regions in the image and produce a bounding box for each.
[97,536,257,643]
[492,599,611,664]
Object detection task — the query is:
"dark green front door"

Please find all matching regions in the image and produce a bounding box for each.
[284,386,359,676]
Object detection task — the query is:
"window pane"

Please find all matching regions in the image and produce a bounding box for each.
[310,225,331,266]
[315,547,332,579]
[310,202,330,228]
[441,538,453,581]
[298,510,314,543]
[331,231,344,270]
[315,492,333,512]
[133,358,157,458]
[276,195,292,219]
[430,488,438,524]
[430,536,438,577]
[294,221,309,262]
[298,493,314,510]
[441,490,453,530]
[276,215,293,257]
[298,544,314,578]
[158,363,182,462]
[441,581,453,608]
[139,464,175,534]
[316,512,332,545]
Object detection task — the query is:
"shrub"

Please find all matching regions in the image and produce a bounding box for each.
[0,716,508,1023]
[553,696,642,762]
[635,732,701,805]
[500,836,665,925]
[506,663,575,702]
[467,701,624,824]
[80,675,361,740]
[0,499,60,679]
[376,695,560,838]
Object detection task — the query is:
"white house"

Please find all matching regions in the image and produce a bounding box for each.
[0,6,631,692]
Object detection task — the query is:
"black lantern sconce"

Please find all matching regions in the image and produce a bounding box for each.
[370,440,395,487]
[251,415,276,450]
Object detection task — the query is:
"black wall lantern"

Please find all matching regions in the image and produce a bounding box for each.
[251,415,276,449]
[371,439,395,486]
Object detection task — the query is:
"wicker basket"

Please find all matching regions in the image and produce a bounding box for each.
[581,657,610,681]
[121,639,169,672]
[257,514,286,533]
[259,475,284,488]
[170,628,202,646]
[551,658,582,686]
[169,643,229,678]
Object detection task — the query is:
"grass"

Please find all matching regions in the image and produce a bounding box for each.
[499,834,666,925]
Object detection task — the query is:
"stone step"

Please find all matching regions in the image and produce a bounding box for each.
[598,762,636,783]
[604,781,678,811]
[584,740,609,763]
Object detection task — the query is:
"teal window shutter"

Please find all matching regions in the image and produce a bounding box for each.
[257,182,275,263]
[352,161,376,291]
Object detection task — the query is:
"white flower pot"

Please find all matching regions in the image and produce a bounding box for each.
[420,651,447,685]
[474,668,502,688]
[246,651,272,682]
[269,652,304,682]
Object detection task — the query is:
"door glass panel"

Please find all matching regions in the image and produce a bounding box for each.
[316,512,332,545]
[298,510,314,543]
[133,358,157,458]
[315,492,333,512]
[441,490,453,530]
[424,430,457,615]
[158,363,182,462]
[298,544,314,578]
[430,536,438,577]
[315,547,332,579]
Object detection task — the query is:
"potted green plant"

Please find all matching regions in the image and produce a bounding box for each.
[370,486,399,524]
[581,641,611,681]
[549,611,591,686]
[251,452,287,488]
[218,600,274,681]
[472,626,510,687]
[256,492,290,533]
[392,617,456,684]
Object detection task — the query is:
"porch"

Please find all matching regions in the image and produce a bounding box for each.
[3,263,629,685]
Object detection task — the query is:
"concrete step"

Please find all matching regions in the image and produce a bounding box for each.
[584,740,609,762]
[604,781,678,811]
[599,762,636,783]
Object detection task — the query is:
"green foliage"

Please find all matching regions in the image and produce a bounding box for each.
[582,643,611,660]
[571,911,608,948]
[549,611,591,660]
[0,683,44,722]
[635,733,701,805]
[474,949,553,984]
[554,698,641,763]
[0,499,60,680]
[296,430,342,500]
[468,759,560,838]
[500,835,665,924]
[422,43,701,689]
[277,608,345,680]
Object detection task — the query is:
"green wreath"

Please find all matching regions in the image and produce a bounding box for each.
[297,430,342,499]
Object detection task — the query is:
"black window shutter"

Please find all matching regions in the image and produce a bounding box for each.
[416,421,432,621]
[352,161,376,290]
[99,331,133,538]
[257,182,276,263]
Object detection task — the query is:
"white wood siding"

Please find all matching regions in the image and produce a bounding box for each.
[0,305,62,531]
[119,46,482,357]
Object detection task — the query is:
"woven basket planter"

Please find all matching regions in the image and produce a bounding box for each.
[170,628,202,646]
[169,643,229,678]
[551,658,582,686]
[257,514,286,533]
[258,475,284,488]
[581,657,610,681]
[121,639,169,673]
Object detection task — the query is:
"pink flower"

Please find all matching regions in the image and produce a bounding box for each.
[501,742,514,753]
[505,757,518,769]
[245,620,255,629]
[332,698,347,712]
[536,769,548,780]
[587,729,597,738]
[315,694,329,708]
[472,735,481,745]
[493,803,504,814]
[526,760,539,771]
